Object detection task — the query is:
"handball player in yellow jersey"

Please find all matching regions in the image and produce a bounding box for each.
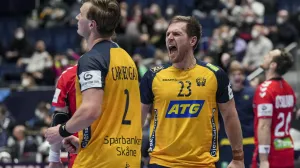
[45,0,142,167]
[140,16,244,168]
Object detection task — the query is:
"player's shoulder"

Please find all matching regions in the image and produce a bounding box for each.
[196,60,228,81]
[79,40,119,64]
[255,80,274,98]
[196,60,224,74]
[142,63,171,81]
[147,63,171,75]
[149,63,171,73]
[58,65,77,80]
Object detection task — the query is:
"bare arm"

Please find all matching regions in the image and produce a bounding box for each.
[257,118,272,162]
[65,88,103,133]
[218,99,243,154]
[141,103,152,127]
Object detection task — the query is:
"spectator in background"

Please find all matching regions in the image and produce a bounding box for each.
[17,40,54,86]
[115,1,128,34]
[290,7,300,34]
[67,0,82,26]
[242,0,265,24]
[219,61,255,168]
[134,34,156,59]
[4,28,33,64]
[268,10,299,48]
[132,54,148,80]
[202,55,215,64]
[242,24,273,73]
[39,0,69,28]
[219,0,243,27]
[0,104,15,148]
[26,102,52,130]
[53,53,71,79]
[7,125,38,163]
[192,0,220,18]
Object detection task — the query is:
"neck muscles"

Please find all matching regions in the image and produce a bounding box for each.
[173,51,195,70]
[266,70,281,80]
[86,34,111,51]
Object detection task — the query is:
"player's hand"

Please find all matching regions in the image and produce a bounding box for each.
[259,161,269,168]
[49,162,64,168]
[227,160,245,168]
[45,125,64,144]
[63,135,79,154]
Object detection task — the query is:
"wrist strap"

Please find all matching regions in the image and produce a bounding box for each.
[232,149,244,161]
[59,124,72,137]
[48,149,60,162]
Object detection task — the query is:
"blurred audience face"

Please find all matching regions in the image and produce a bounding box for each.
[226,0,236,9]
[14,28,25,40]
[35,40,46,52]
[277,10,289,25]
[166,22,191,63]
[229,70,245,89]
[76,2,93,38]
[166,5,175,18]
[150,3,161,17]
[13,125,26,141]
[251,25,262,39]
[219,25,230,40]
[203,56,214,64]
[229,61,245,91]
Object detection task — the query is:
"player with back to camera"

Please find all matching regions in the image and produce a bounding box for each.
[45,0,142,167]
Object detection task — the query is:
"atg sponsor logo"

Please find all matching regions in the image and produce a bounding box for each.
[165,100,205,118]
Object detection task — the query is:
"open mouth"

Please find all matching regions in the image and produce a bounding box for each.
[168,45,177,54]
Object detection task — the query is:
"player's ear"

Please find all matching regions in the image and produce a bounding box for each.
[270,62,277,70]
[190,36,197,48]
[89,20,96,29]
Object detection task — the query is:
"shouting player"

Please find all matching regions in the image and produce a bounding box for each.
[252,49,296,168]
[140,15,244,168]
[49,65,77,168]
[45,0,142,167]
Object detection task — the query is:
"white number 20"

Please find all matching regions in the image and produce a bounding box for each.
[274,112,291,137]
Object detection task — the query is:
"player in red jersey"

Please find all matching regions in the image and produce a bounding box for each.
[252,49,296,168]
[49,65,78,168]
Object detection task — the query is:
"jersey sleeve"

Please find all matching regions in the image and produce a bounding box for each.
[52,74,67,108]
[254,85,274,119]
[215,68,234,103]
[77,52,108,92]
[140,70,155,104]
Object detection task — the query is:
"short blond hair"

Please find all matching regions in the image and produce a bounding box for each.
[229,60,244,74]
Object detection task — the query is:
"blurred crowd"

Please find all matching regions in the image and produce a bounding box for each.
[0,0,300,166]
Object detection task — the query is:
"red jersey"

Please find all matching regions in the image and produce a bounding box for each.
[52,65,78,168]
[252,78,296,168]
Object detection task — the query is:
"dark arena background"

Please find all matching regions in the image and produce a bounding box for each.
[0,0,299,168]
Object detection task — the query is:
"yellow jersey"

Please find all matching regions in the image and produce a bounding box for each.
[73,40,142,168]
[140,61,233,168]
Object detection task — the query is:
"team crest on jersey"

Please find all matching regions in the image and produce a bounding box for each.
[165,100,205,118]
[196,77,206,86]
[150,65,164,73]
